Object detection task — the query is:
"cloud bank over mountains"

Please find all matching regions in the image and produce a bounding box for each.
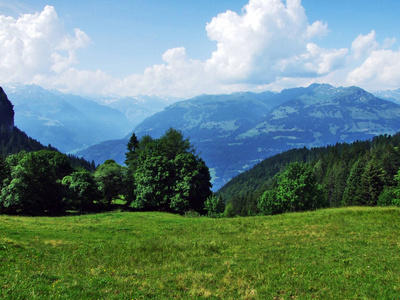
[0,0,399,98]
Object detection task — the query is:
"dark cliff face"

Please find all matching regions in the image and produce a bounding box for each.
[0,87,14,131]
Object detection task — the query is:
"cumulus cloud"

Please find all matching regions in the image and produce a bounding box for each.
[107,0,344,97]
[348,49,400,90]
[347,31,400,90]
[0,5,90,84]
[204,0,332,83]
[351,31,379,60]
[1,1,399,97]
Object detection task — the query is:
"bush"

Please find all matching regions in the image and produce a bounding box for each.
[224,202,236,218]
[205,194,225,218]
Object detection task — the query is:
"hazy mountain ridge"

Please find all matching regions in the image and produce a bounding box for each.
[134,91,285,140]
[3,84,136,153]
[102,95,174,127]
[0,87,58,156]
[373,89,400,103]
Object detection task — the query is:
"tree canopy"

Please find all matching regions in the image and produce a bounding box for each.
[125,128,212,213]
[219,132,400,216]
[0,150,73,215]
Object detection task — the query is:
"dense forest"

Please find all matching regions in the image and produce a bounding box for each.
[0,128,212,215]
[218,133,400,216]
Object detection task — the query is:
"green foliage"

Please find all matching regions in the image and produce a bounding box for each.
[220,133,400,216]
[258,189,279,215]
[94,160,125,207]
[0,155,9,186]
[377,187,398,206]
[223,202,236,218]
[204,194,225,217]
[258,162,324,215]
[126,128,212,214]
[0,150,73,215]
[227,192,259,216]
[62,171,100,211]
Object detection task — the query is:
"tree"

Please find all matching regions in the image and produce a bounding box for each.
[205,194,225,217]
[322,161,348,207]
[359,158,385,205]
[258,162,324,215]
[170,153,212,213]
[133,153,170,210]
[125,133,139,166]
[0,150,73,215]
[0,155,9,186]
[62,171,100,211]
[342,154,370,206]
[126,128,212,214]
[94,160,125,208]
[258,189,280,215]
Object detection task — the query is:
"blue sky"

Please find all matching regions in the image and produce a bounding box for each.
[1,0,400,98]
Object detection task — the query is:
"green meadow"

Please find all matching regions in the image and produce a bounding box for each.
[1,207,400,299]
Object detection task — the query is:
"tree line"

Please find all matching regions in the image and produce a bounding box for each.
[0,128,213,216]
[218,133,400,216]
[3,122,400,218]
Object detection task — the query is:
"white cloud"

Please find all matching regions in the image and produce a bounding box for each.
[351,31,379,60]
[0,5,90,83]
[347,49,400,90]
[1,1,399,98]
[204,0,325,82]
[304,20,328,39]
[115,0,344,97]
[346,30,400,90]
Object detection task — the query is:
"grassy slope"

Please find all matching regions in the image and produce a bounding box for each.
[1,207,400,299]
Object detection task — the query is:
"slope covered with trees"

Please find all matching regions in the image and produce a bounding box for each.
[218,132,400,216]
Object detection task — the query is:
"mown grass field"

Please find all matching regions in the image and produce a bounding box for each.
[1,207,400,299]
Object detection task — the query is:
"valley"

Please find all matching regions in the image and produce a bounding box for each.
[76,84,400,190]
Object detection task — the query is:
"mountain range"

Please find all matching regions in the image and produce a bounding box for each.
[77,84,400,190]
[373,89,400,104]
[0,86,49,157]
[2,84,171,153]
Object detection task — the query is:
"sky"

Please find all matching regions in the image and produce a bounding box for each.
[0,0,400,98]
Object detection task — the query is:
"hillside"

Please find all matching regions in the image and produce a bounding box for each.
[78,84,400,190]
[1,208,399,299]
[217,132,400,216]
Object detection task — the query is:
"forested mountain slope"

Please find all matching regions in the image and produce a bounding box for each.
[217,132,400,216]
